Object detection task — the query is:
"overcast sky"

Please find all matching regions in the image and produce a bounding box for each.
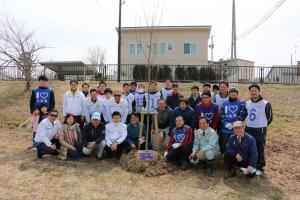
[1,0,299,66]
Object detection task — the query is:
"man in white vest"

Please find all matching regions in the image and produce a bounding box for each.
[245,84,273,175]
[121,83,135,123]
[160,78,172,100]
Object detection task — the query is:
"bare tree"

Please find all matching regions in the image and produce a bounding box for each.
[85,46,107,65]
[0,15,45,90]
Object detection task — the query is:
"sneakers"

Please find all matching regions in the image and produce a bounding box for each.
[256,170,263,176]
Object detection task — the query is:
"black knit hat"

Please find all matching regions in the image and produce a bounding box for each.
[229,87,239,94]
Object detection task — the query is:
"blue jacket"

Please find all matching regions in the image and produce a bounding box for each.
[220,98,247,136]
[126,123,146,145]
[226,132,258,168]
[170,106,196,130]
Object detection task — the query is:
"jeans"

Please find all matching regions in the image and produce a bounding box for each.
[35,138,60,158]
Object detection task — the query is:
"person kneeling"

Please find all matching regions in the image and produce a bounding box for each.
[189,117,220,176]
[34,110,61,159]
[125,113,146,153]
[105,111,127,159]
[164,116,193,170]
[58,114,83,160]
[82,112,106,159]
[224,121,258,178]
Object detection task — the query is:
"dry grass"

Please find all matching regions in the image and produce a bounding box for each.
[0,81,299,199]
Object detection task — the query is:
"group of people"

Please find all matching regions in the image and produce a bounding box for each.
[29,75,273,178]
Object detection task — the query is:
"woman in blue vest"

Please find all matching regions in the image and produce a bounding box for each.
[220,87,247,153]
[30,75,55,114]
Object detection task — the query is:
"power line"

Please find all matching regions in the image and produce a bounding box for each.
[94,0,116,30]
[237,0,286,39]
[222,0,286,58]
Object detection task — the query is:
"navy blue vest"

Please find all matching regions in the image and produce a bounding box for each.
[33,87,52,109]
[197,103,218,126]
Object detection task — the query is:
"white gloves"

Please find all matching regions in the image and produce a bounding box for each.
[172,143,181,149]
[225,123,233,130]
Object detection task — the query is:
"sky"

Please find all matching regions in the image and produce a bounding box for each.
[0,0,300,66]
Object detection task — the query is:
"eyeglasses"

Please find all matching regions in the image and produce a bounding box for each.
[114,95,121,97]
[50,114,58,117]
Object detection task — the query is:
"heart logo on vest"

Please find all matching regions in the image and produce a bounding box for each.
[176,131,186,142]
[228,105,238,113]
[204,112,214,120]
[40,92,49,99]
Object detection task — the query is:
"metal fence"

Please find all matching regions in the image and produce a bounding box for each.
[1,64,299,85]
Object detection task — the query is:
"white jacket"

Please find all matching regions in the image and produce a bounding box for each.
[105,98,128,123]
[62,90,85,116]
[105,122,127,146]
[83,97,104,123]
[121,93,135,114]
[34,118,61,147]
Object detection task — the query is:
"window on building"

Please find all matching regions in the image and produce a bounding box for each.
[168,43,172,51]
[184,43,197,55]
[152,43,157,55]
[137,44,142,55]
[130,44,136,55]
[130,43,143,55]
[160,43,166,55]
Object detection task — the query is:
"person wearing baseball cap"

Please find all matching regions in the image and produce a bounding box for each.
[224,121,258,178]
[81,112,106,159]
[219,86,247,153]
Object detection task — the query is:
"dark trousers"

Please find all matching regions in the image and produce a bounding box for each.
[221,135,231,154]
[74,115,84,131]
[67,143,83,159]
[166,145,192,164]
[224,152,248,170]
[105,141,126,158]
[246,127,267,170]
[35,138,60,158]
[32,132,36,144]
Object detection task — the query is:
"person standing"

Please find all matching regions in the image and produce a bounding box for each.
[121,83,135,123]
[83,89,104,125]
[129,82,138,95]
[170,99,196,130]
[30,75,55,114]
[81,82,90,97]
[62,80,85,129]
[134,83,146,113]
[97,81,106,99]
[166,83,181,110]
[214,81,229,108]
[105,90,128,124]
[245,84,273,175]
[220,87,247,153]
[195,91,219,130]
[160,78,172,100]
[188,85,202,110]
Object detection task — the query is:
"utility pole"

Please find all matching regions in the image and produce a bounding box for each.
[117,0,123,82]
[209,35,215,63]
[230,0,237,66]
